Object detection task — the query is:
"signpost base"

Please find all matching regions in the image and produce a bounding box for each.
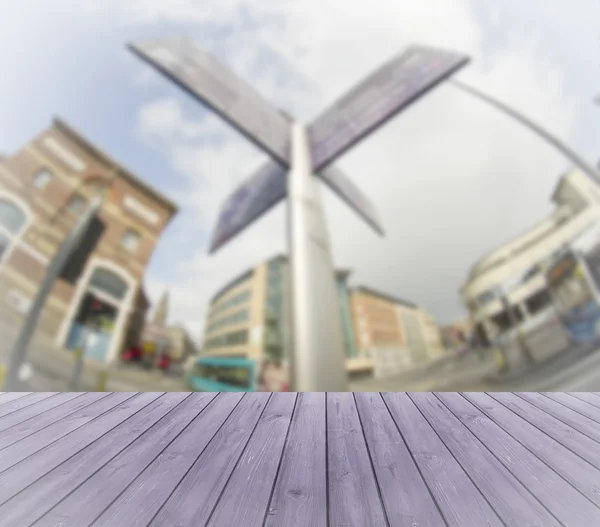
[287,123,348,392]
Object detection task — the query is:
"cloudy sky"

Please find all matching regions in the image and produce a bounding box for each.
[1,0,599,339]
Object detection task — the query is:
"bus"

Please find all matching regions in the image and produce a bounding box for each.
[187,356,290,392]
[545,221,600,344]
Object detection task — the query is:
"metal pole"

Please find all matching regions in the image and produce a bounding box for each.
[287,123,348,392]
[448,79,600,184]
[3,196,102,391]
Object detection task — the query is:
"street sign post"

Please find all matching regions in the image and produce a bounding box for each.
[209,159,384,253]
[308,45,470,171]
[287,123,347,391]
[209,161,288,254]
[130,38,291,165]
[130,37,469,391]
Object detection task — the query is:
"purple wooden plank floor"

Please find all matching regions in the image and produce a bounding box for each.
[0,392,599,527]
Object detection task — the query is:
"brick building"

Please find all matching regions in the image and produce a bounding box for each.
[0,118,177,363]
[350,286,445,377]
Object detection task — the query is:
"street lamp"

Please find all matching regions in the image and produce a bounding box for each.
[447,79,600,184]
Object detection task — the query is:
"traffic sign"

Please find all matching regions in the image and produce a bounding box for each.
[318,165,384,235]
[129,37,291,165]
[308,45,470,171]
[209,159,384,254]
[209,160,287,253]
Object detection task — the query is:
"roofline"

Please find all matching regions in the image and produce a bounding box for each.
[53,117,179,215]
[351,285,418,309]
[209,267,255,305]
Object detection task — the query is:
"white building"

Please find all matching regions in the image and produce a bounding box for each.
[462,168,600,345]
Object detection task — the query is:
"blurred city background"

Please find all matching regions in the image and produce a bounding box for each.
[1,0,599,393]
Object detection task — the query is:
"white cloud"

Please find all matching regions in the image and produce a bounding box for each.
[122,0,591,334]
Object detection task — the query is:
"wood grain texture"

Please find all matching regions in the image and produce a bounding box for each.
[326,392,387,526]
[0,392,598,527]
[0,392,109,451]
[0,392,58,421]
[0,392,161,506]
[0,393,188,527]
[382,392,504,527]
[487,392,600,470]
[569,392,600,410]
[436,392,600,527]
[32,393,218,527]
[265,392,328,527]
[0,392,33,405]
[538,392,600,430]
[207,392,297,527]
[0,392,82,433]
[149,392,271,527]
[92,392,245,527]
[0,392,135,474]
[464,392,600,508]
[354,392,446,526]
[410,392,561,526]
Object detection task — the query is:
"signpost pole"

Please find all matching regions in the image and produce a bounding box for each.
[3,196,102,391]
[287,123,348,392]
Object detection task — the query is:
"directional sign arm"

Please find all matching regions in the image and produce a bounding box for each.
[209,161,287,254]
[308,45,470,171]
[318,165,384,236]
[129,38,291,166]
[209,159,383,255]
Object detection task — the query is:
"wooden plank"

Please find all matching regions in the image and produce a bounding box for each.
[33,393,218,527]
[0,392,161,504]
[0,392,58,420]
[354,392,446,526]
[519,392,600,441]
[207,392,297,527]
[0,392,109,451]
[382,393,504,527]
[0,392,82,433]
[463,392,600,507]
[264,392,328,527]
[0,392,135,474]
[0,392,32,405]
[326,392,388,526]
[437,392,600,526]
[569,392,600,410]
[542,392,600,425]
[0,393,188,526]
[92,392,245,527]
[410,392,561,526]
[149,392,271,527]
[487,392,600,470]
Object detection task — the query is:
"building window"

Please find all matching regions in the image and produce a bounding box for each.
[33,168,53,190]
[89,268,128,302]
[0,199,27,263]
[66,194,87,215]
[525,289,552,315]
[121,229,141,252]
[204,329,249,349]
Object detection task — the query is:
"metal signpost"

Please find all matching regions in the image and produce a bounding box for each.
[131,38,469,391]
[3,196,103,391]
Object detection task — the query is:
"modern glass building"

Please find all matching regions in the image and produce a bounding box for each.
[201,254,359,363]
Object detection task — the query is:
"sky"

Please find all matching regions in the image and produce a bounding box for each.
[1,0,599,341]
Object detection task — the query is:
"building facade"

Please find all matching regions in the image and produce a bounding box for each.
[462,168,600,345]
[349,286,445,377]
[0,118,177,363]
[201,255,358,368]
